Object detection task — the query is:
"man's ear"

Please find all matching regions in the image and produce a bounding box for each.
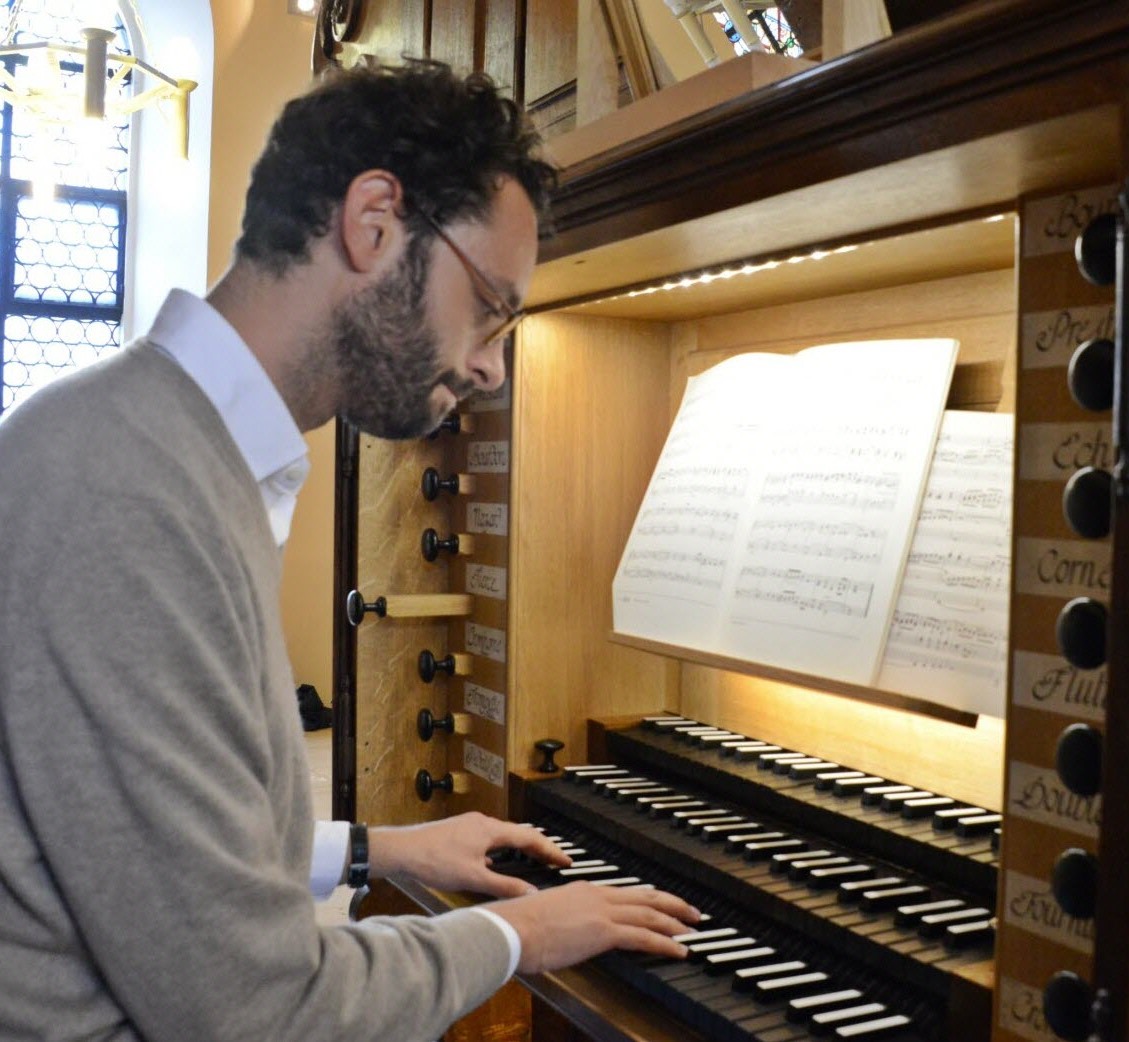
[340,170,405,273]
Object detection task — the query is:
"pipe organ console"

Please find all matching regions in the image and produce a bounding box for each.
[329,2,1129,1039]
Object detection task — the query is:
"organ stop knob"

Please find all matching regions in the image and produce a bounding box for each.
[1067,337,1114,412]
[1075,212,1118,286]
[1043,970,1095,1042]
[1055,597,1107,671]
[1062,466,1112,539]
[535,738,564,773]
[1056,722,1103,797]
[1051,847,1099,920]
[414,769,468,801]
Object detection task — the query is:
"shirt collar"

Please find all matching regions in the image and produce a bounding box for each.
[146,288,309,490]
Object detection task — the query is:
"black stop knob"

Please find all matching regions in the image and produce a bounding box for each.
[1062,466,1113,539]
[535,738,564,773]
[345,589,387,626]
[417,708,455,741]
[1052,848,1099,919]
[1075,212,1118,286]
[426,412,462,438]
[1056,597,1107,670]
[418,649,456,683]
[1044,970,1094,1042]
[421,528,459,562]
[415,768,454,802]
[1056,723,1103,797]
[421,467,459,501]
[1067,337,1114,412]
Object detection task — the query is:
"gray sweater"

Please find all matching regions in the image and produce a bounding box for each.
[0,342,510,1041]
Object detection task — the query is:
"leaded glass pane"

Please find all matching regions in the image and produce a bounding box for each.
[3,312,120,412]
[0,0,130,417]
[14,194,121,306]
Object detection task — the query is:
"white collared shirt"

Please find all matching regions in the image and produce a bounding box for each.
[146,290,519,975]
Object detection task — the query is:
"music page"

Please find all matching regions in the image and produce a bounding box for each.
[613,339,958,685]
[876,410,1013,716]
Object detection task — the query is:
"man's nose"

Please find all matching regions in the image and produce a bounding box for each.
[471,337,507,393]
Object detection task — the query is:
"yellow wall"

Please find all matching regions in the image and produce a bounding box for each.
[208,2,336,701]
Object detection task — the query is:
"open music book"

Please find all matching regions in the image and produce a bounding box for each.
[613,338,1009,713]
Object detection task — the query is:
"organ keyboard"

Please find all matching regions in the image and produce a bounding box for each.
[505,715,997,1042]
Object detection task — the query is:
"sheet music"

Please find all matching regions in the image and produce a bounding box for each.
[876,410,1014,716]
[613,339,958,684]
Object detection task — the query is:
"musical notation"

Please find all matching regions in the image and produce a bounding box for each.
[877,410,1013,716]
[613,340,960,682]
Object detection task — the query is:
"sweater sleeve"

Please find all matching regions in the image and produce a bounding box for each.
[0,464,511,1042]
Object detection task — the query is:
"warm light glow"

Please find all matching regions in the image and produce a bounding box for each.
[610,244,859,302]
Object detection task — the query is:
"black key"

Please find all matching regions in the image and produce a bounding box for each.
[944,918,996,950]
[809,864,873,890]
[815,770,867,791]
[733,960,807,992]
[651,799,706,819]
[832,776,885,797]
[918,906,992,938]
[770,848,832,872]
[727,830,786,852]
[901,796,954,819]
[758,751,808,770]
[878,790,933,812]
[834,1013,913,1038]
[788,856,851,882]
[754,970,832,1000]
[839,876,905,903]
[786,988,865,1024]
[859,885,929,911]
[811,1002,888,1036]
[932,805,983,830]
[894,898,965,927]
[774,756,826,775]
[686,814,746,835]
[687,936,760,960]
[747,838,808,861]
[955,813,1003,838]
[703,946,777,975]
[700,819,758,842]
[861,784,914,807]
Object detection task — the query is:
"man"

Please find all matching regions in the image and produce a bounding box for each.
[0,62,697,1041]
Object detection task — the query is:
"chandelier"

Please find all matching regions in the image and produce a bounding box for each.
[0,0,196,157]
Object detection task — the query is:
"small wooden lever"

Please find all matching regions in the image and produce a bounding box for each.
[346,590,473,624]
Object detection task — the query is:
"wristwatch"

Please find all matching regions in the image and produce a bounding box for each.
[347,821,368,888]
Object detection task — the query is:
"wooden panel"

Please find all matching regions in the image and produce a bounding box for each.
[429,0,477,73]
[483,0,523,98]
[993,181,1118,1042]
[338,0,428,66]
[509,313,680,770]
[525,0,577,104]
[355,432,453,825]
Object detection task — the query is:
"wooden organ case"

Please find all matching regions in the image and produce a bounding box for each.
[329,2,1129,1040]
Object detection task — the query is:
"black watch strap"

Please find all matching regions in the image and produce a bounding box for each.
[347,822,368,888]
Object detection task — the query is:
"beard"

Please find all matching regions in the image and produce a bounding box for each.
[331,237,470,439]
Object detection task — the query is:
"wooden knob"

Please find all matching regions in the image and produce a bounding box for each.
[1062,466,1113,539]
[535,738,564,773]
[1067,337,1114,412]
[1056,722,1102,797]
[414,769,468,801]
[1052,847,1099,919]
[1056,597,1107,670]
[418,650,472,683]
[421,467,458,501]
[1074,212,1118,286]
[421,529,475,562]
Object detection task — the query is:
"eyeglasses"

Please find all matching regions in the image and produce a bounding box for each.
[416,208,525,346]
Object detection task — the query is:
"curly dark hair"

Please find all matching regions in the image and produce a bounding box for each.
[235,59,557,274]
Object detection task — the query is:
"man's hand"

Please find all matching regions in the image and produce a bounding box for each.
[368,812,571,898]
[488,881,700,974]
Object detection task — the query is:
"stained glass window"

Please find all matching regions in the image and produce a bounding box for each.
[0,0,129,415]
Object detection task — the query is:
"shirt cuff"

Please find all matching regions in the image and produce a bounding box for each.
[309,819,351,900]
[468,906,522,980]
